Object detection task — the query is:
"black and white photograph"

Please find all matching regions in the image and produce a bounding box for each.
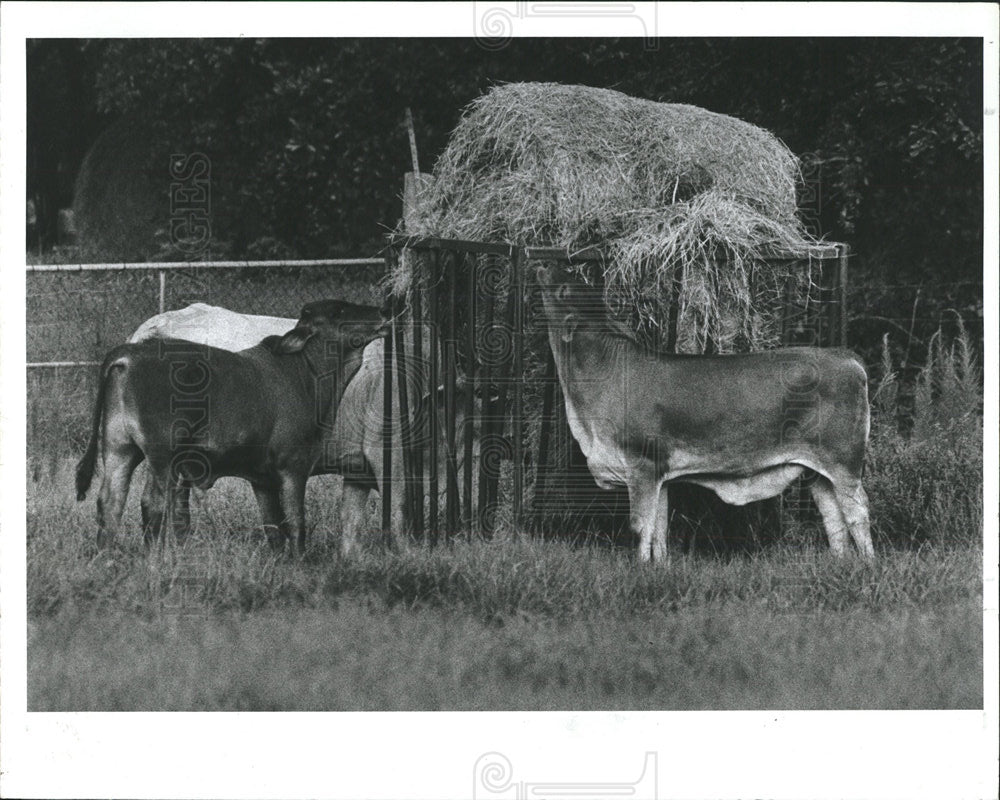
[1,3,996,799]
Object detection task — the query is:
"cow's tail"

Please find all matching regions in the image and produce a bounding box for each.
[75,348,126,500]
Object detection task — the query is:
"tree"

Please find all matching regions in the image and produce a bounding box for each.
[30,37,983,352]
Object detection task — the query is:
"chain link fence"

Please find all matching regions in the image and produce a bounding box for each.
[27,259,385,479]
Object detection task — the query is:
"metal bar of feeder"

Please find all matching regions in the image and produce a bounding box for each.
[393,296,416,537]
[838,244,849,347]
[511,248,524,531]
[781,273,794,346]
[532,347,557,520]
[522,245,604,262]
[383,236,841,264]
[477,256,497,535]
[381,309,394,542]
[427,250,440,545]
[444,252,460,539]
[410,277,425,542]
[386,234,514,258]
[485,255,518,536]
[463,252,477,535]
[823,257,836,347]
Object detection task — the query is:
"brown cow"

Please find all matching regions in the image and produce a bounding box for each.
[75,299,385,552]
[535,264,873,562]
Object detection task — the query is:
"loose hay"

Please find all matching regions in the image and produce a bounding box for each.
[400,82,821,352]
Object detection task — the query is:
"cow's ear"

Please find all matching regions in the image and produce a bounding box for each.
[271,326,313,354]
[561,312,578,342]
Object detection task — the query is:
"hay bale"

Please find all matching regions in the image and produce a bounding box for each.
[74,116,164,261]
[402,82,819,352]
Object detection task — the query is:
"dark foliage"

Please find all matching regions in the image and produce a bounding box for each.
[27,38,983,351]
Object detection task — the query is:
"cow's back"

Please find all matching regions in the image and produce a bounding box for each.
[129,303,295,352]
[319,339,383,474]
[320,337,441,473]
[113,340,290,481]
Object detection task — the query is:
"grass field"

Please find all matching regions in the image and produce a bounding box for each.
[27,458,983,711]
[24,288,984,710]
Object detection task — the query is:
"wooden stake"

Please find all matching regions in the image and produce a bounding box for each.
[405,107,420,174]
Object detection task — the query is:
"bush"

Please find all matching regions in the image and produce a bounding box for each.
[866,425,982,549]
[865,321,983,549]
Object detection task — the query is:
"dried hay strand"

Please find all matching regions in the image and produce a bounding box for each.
[400,82,820,352]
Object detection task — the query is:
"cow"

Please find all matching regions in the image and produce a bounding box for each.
[125,303,472,552]
[316,337,476,554]
[129,302,295,352]
[534,264,874,562]
[75,299,385,552]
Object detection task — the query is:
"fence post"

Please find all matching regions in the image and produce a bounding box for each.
[158,269,166,314]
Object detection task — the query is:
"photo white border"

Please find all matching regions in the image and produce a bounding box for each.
[2,3,997,799]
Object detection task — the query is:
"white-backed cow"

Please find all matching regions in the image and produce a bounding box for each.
[535,264,873,562]
[129,302,295,351]
[316,337,475,553]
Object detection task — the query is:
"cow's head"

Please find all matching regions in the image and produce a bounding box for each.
[272,299,387,355]
[535,264,630,343]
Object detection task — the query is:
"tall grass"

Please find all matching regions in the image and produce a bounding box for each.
[866,320,983,549]
[28,464,983,710]
[30,460,980,623]
[28,414,983,710]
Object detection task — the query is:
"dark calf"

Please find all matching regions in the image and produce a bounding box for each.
[75,299,385,552]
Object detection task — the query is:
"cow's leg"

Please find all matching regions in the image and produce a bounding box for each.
[628,481,662,563]
[339,478,370,557]
[141,471,167,545]
[278,472,308,555]
[836,479,874,561]
[96,444,143,548]
[166,482,192,545]
[252,482,284,550]
[651,483,671,562]
[808,475,850,557]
